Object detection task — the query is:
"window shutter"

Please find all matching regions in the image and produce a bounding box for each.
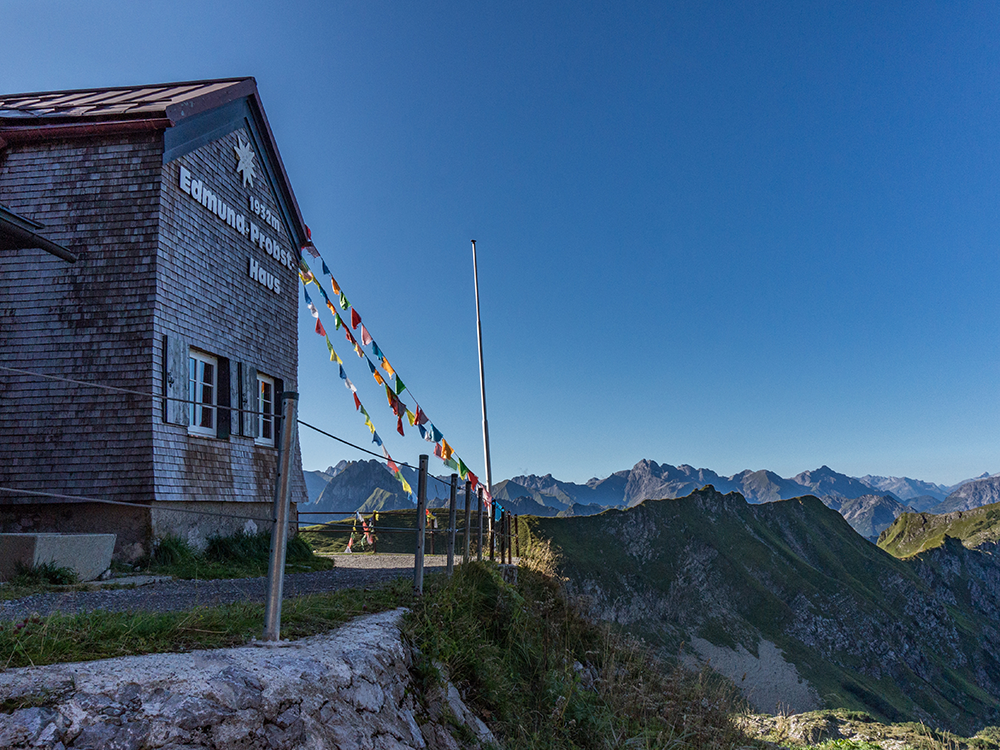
[163,335,189,425]
[243,363,258,438]
[230,362,242,437]
[217,358,231,440]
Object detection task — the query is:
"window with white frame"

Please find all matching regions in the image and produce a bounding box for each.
[256,373,276,446]
[188,350,217,436]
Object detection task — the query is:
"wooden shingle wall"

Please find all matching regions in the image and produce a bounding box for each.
[154,127,307,521]
[0,134,161,549]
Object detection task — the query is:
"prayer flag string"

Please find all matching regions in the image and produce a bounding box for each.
[299,253,492,509]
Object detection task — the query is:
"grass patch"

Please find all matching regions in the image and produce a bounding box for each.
[0,563,83,603]
[0,577,412,670]
[404,562,752,749]
[139,531,334,580]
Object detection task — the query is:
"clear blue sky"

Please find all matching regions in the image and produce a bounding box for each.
[4,1,999,486]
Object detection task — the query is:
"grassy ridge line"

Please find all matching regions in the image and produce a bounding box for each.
[878,502,1000,558]
[514,488,1000,733]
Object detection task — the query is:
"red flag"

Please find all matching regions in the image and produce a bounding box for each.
[353,393,361,411]
[414,406,428,426]
[345,329,357,346]
[315,318,326,336]
[387,458,399,474]
[351,308,361,329]
[397,416,405,436]
[468,472,478,489]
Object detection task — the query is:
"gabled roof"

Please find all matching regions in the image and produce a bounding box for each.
[0,78,308,251]
[0,79,255,122]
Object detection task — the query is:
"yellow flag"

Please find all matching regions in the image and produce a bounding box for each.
[406,409,417,427]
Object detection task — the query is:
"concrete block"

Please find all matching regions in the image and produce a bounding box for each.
[0,533,116,581]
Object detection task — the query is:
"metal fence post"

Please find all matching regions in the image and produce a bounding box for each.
[263,391,298,641]
[414,454,428,594]
[463,480,472,565]
[447,473,457,576]
[477,487,484,562]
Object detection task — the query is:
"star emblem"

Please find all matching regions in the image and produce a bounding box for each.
[234,137,257,188]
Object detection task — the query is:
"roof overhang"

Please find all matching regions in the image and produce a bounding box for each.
[0,205,77,262]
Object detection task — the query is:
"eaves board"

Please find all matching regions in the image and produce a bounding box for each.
[163,97,306,253]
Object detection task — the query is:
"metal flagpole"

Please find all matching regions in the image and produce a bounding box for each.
[472,239,494,542]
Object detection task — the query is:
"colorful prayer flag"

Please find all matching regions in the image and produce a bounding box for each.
[330,276,341,295]
[372,431,382,446]
[414,406,428,425]
[406,409,417,427]
[339,291,349,309]
[315,318,326,336]
[429,425,443,442]
[353,393,361,410]
[396,416,404,436]
[381,357,395,377]
[304,288,313,305]
[361,325,373,346]
[351,308,361,329]
[372,342,383,360]
[440,439,454,461]
[322,260,331,276]
[393,376,405,395]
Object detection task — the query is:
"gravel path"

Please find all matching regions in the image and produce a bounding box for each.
[0,554,448,622]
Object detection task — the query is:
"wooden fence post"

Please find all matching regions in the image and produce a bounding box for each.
[463,480,472,565]
[414,454,428,594]
[447,474,457,576]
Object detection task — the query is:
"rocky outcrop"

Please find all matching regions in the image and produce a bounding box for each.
[935,475,1000,514]
[0,608,494,750]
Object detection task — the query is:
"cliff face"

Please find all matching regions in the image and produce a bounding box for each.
[0,609,493,750]
[524,487,1000,733]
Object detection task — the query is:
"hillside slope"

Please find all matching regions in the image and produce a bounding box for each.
[878,501,1000,558]
[523,487,1000,733]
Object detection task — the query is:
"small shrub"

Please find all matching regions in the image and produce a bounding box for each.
[10,561,79,586]
[205,530,271,564]
[147,535,196,567]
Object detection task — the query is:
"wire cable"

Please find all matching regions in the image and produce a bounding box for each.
[0,486,276,524]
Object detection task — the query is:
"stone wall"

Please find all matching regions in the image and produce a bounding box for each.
[0,608,496,750]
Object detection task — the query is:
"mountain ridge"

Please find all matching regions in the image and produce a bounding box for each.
[522,486,1000,731]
